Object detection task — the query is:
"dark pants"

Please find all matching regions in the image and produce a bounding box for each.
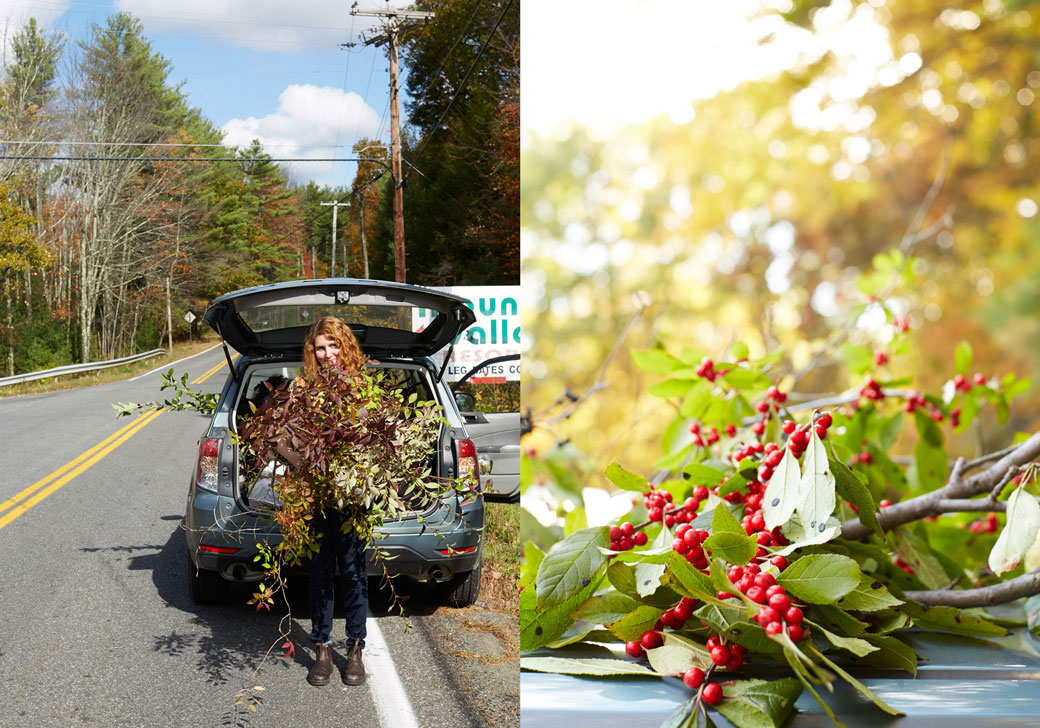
[308,509,368,648]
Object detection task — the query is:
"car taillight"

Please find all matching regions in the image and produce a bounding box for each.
[196,438,221,493]
[456,438,481,506]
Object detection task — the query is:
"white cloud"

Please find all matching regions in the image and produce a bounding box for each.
[221,83,383,185]
[114,0,412,51]
[0,1,69,63]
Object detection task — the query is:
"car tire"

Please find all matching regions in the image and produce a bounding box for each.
[187,553,227,604]
[440,561,482,608]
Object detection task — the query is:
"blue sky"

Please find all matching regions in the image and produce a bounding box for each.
[0,0,420,188]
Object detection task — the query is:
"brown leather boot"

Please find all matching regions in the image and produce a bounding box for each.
[342,639,365,685]
[307,643,333,686]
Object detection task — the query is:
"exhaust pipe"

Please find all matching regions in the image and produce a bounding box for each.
[231,564,248,581]
[430,567,447,582]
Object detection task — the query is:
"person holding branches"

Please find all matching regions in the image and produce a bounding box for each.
[278,315,370,687]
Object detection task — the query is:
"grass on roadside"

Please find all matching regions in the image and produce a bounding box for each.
[0,335,221,399]
[480,501,520,613]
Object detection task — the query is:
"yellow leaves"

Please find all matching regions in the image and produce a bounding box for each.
[0,183,51,274]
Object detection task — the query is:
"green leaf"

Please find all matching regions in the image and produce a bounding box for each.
[563,506,588,536]
[520,656,656,677]
[913,436,947,494]
[954,340,973,375]
[520,541,545,589]
[776,554,860,604]
[521,574,601,651]
[663,552,717,602]
[762,447,800,530]
[536,526,610,611]
[904,603,1008,637]
[646,633,712,675]
[796,430,836,537]
[703,531,757,565]
[808,620,878,657]
[681,463,727,487]
[836,342,874,375]
[989,485,1040,575]
[714,678,802,728]
[804,643,902,716]
[890,528,949,589]
[835,575,903,612]
[654,443,694,472]
[679,381,712,419]
[608,604,666,640]
[712,500,745,535]
[631,348,685,373]
[829,455,882,537]
[731,341,750,360]
[856,634,918,675]
[571,591,644,625]
[814,604,869,635]
[878,412,903,451]
[633,523,673,596]
[648,378,699,399]
[721,368,772,391]
[604,461,649,493]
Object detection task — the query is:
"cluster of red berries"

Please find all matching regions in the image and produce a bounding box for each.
[849,450,873,466]
[965,512,999,534]
[859,377,884,401]
[724,565,805,642]
[642,485,675,524]
[608,521,648,551]
[782,413,831,456]
[695,357,720,382]
[893,315,909,332]
[953,372,988,392]
[902,391,949,423]
[682,665,725,705]
[739,492,790,553]
[671,523,711,568]
[874,350,889,366]
[643,484,705,528]
[689,422,720,447]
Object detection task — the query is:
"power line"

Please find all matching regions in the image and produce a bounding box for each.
[405,0,514,179]
[0,140,362,149]
[0,155,392,167]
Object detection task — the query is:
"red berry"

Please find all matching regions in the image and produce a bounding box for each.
[609,525,622,541]
[673,538,689,555]
[765,621,783,635]
[702,682,723,705]
[785,607,803,624]
[633,531,648,546]
[874,350,889,366]
[664,514,676,528]
[625,640,644,658]
[787,624,804,642]
[770,555,788,571]
[620,522,634,536]
[693,486,709,501]
[754,572,776,588]
[817,413,833,428]
[674,600,694,622]
[640,630,663,649]
[768,593,791,612]
[683,666,706,689]
[756,531,772,546]
[752,421,765,436]
[710,646,731,666]
[879,499,892,509]
[815,423,827,439]
[756,606,780,627]
[648,507,663,522]
[766,584,785,598]
[974,373,986,386]
[728,566,745,582]
[618,537,633,551]
[782,420,796,435]
[659,611,677,629]
[725,424,737,437]
[745,586,767,604]
[706,636,721,651]
[726,652,744,671]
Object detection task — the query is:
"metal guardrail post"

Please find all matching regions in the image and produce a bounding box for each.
[0,349,167,388]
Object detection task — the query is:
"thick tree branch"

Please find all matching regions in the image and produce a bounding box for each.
[904,568,1040,607]
[840,431,1040,540]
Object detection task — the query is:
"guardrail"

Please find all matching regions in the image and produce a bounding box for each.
[0,348,167,388]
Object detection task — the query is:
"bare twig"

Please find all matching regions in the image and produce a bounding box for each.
[904,567,1040,608]
[537,302,648,428]
[841,431,1040,540]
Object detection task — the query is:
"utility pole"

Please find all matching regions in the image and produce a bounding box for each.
[351,5,434,283]
[320,200,350,277]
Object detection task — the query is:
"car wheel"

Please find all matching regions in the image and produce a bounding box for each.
[440,561,482,608]
[187,553,227,604]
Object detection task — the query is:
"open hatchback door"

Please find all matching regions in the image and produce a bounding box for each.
[203,278,478,360]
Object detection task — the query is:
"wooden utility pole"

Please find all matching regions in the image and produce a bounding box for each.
[350,6,434,283]
[320,200,350,277]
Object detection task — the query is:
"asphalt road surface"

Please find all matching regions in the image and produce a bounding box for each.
[0,345,516,727]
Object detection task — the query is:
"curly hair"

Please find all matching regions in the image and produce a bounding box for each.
[302,315,366,377]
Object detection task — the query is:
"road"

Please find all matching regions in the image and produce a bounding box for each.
[0,345,516,727]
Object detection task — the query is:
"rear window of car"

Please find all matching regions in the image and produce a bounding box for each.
[453,380,520,414]
[238,304,417,334]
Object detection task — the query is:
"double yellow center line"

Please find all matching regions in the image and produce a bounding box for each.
[0,358,230,531]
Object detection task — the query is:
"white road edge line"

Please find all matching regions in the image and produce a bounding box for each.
[131,344,221,381]
[362,617,420,728]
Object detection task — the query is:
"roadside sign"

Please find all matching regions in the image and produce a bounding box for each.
[184,311,196,324]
